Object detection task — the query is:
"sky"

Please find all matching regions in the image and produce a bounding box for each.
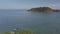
[0,0,60,9]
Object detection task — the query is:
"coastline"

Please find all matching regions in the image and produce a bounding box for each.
[27,7,60,12]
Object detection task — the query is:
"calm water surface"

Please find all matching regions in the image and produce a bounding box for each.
[0,10,60,34]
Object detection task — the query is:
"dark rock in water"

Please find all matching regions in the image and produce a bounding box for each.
[27,7,60,12]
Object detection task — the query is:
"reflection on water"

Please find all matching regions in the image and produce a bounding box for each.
[0,10,60,34]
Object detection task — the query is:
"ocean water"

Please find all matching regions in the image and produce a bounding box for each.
[0,10,60,34]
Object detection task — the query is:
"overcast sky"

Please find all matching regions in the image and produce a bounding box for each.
[0,0,60,9]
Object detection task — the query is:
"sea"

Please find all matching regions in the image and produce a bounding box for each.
[0,10,60,34]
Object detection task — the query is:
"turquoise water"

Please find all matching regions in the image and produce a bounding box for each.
[0,10,60,34]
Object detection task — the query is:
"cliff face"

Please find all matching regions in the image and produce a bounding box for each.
[27,7,60,12]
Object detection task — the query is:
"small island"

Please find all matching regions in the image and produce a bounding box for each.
[27,7,60,12]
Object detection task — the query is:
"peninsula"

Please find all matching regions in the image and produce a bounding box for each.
[27,7,60,12]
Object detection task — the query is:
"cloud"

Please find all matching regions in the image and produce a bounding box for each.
[44,3,60,9]
[49,3,60,6]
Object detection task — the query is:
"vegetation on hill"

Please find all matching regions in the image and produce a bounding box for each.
[27,7,60,12]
